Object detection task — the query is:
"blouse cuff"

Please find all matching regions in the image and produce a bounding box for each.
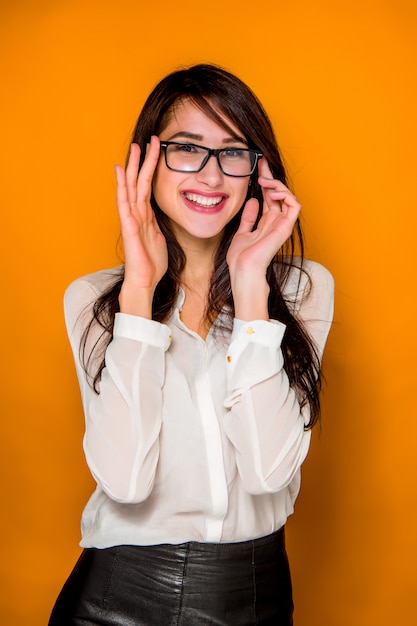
[225,319,286,405]
[230,318,286,346]
[114,313,172,350]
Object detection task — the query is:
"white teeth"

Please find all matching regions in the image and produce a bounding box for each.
[184,192,223,207]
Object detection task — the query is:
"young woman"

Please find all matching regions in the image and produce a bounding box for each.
[49,64,334,625]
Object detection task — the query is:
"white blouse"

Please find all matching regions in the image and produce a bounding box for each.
[64,260,334,548]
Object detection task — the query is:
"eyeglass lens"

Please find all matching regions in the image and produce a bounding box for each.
[165,143,257,176]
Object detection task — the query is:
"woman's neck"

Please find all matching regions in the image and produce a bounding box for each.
[174,230,222,339]
[179,254,214,340]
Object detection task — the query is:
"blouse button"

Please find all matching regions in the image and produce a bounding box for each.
[227,355,232,363]
[246,326,255,335]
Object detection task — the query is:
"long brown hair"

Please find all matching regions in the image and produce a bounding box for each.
[81,64,322,428]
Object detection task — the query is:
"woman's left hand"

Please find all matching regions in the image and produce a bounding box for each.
[226,158,301,320]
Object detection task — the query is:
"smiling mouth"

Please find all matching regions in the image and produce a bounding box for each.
[182,192,225,208]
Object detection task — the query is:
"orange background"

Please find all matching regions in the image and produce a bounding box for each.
[1,0,416,624]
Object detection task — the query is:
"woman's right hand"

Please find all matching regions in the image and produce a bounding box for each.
[114,137,168,317]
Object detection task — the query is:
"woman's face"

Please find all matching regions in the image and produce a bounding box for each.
[153,99,251,249]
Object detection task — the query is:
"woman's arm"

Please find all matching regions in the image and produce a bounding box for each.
[64,139,170,504]
[225,256,334,493]
[225,158,333,494]
[64,276,172,504]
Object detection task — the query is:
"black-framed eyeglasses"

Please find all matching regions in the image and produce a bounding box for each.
[160,141,263,178]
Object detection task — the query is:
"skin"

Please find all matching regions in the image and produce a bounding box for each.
[114,101,301,338]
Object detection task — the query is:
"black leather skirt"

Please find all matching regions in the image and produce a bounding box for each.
[49,527,293,625]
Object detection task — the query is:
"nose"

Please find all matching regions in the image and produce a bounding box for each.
[195,154,223,186]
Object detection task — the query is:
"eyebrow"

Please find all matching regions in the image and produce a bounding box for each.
[166,131,248,145]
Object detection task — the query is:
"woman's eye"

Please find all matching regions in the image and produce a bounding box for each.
[175,143,198,154]
[223,148,245,159]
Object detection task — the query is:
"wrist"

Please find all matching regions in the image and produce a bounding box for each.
[231,274,270,321]
[119,282,154,318]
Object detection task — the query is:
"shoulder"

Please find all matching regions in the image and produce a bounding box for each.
[65,265,123,296]
[281,258,334,329]
[65,266,123,303]
[301,261,335,316]
[64,266,123,332]
[283,258,333,301]
[282,259,334,353]
[299,259,334,293]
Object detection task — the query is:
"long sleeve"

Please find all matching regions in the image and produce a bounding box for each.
[222,261,334,495]
[64,276,172,503]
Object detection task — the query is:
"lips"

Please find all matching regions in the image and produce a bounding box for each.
[181,190,227,212]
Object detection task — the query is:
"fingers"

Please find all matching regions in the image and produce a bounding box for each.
[115,163,130,222]
[125,142,141,205]
[136,136,160,203]
[257,157,301,218]
[257,157,274,180]
[116,136,161,208]
[236,198,259,234]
